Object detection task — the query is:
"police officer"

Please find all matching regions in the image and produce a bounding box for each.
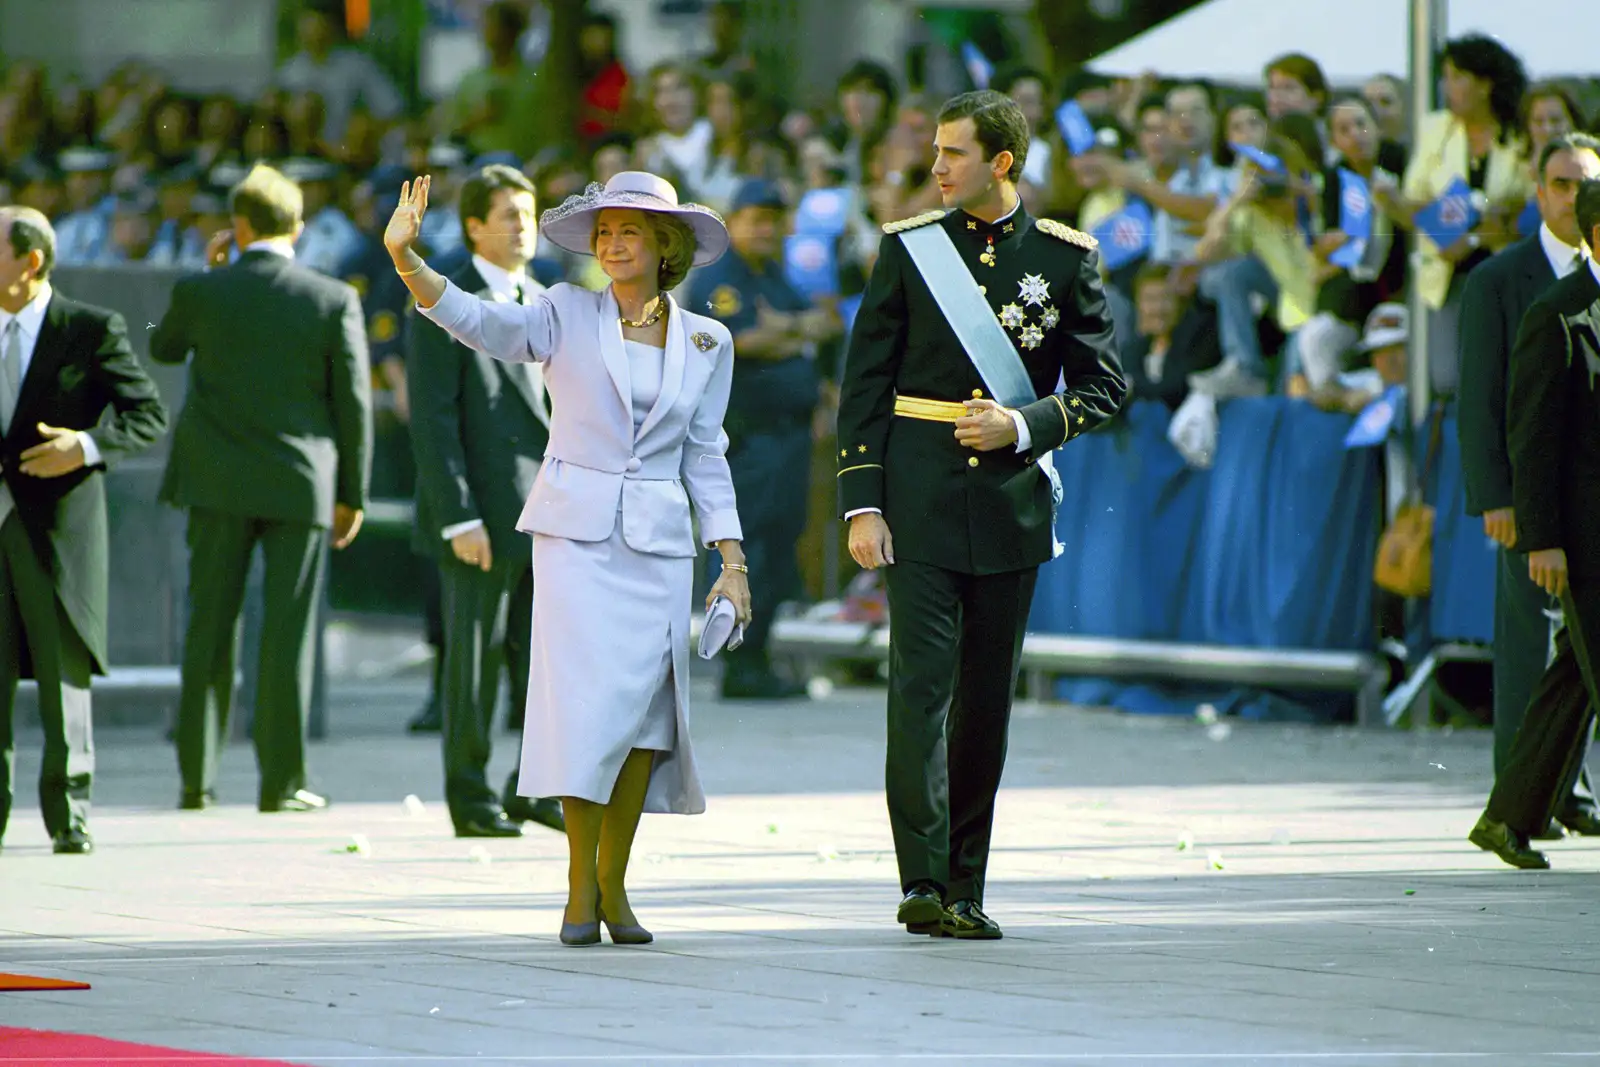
[686,178,839,700]
[837,91,1125,939]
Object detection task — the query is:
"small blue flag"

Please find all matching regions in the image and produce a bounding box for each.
[1055,100,1097,156]
[1344,385,1403,449]
[1231,143,1286,174]
[1413,176,1480,249]
[1329,168,1372,270]
[794,187,851,237]
[960,42,992,89]
[1089,198,1153,272]
[784,234,839,299]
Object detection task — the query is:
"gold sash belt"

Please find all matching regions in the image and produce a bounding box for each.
[893,395,968,423]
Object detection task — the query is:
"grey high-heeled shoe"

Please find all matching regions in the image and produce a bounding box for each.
[559,919,600,946]
[598,907,653,945]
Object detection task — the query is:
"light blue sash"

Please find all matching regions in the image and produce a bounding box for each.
[899,222,1064,557]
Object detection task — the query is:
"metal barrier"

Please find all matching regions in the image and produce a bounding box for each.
[770,620,1391,727]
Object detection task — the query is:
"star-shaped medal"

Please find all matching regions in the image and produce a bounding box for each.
[1018,273,1050,307]
[999,303,1026,330]
[1019,323,1045,350]
[1041,305,1060,330]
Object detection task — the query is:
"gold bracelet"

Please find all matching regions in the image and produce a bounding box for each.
[721,562,749,573]
[396,259,427,277]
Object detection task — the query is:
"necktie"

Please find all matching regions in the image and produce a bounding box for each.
[510,283,552,418]
[1,319,21,435]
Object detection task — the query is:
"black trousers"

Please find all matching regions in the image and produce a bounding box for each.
[175,509,327,804]
[438,551,531,823]
[884,559,1038,905]
[721,425,812,683]
[1487,576,1600,835]
[0,515,93,841]
[1493,547,1595,812]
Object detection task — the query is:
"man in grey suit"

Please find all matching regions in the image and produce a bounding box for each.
[0,206,167,854]
[153,164,372,814]
[407,165,563,837]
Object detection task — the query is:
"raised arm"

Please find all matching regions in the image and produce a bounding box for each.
[382,174,557,363]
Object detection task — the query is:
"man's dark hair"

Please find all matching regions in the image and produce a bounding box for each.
[837,60,898,110]
[4,209,55,280]
[458,163,536,252]
[937,90,1029,185]
[1576,178,1600,247]
[1540,132,1600,183]
[228,163,303,238]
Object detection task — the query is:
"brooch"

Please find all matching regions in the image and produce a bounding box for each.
[691,331,717,353]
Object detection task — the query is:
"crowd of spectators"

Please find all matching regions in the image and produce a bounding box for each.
[3,2,1597,484]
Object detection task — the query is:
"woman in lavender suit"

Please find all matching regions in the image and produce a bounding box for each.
[384,171,752,946]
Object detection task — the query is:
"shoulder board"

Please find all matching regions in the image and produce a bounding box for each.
[1036,218,1099,250]
[882,210,948,235]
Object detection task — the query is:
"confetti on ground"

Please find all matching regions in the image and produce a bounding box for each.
[467,846,492,865]
[1195,703,1219,726]
[1405,888,1416,895]
[1206,723,1233,742]
[403,795,427,817]
[1177,831,1194,852]
[1206,850,1225,871]
[345,834,371,856]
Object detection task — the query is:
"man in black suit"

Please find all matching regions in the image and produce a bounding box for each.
[1470,178,1600,870]
[406,164,563,838]
[152,164,371,814]
[0,206,167,854]
[837,92,1125,939]
[1458,134,1600,837]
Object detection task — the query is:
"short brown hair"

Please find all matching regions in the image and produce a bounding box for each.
[228,163,302,238]
[1,206,55,280]
[1265,53,1329,113]
[937,89,1029,184]
[458,164,536,253]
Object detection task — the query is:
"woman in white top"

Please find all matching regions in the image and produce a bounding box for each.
[383,171,752,947]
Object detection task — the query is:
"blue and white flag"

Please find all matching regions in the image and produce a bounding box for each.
[1231,143,1286,174]
[794,187,851,237]
[1055,100,1097,156]
[960,42,992,89]
[1089,198,1153,272]
[1413,176,1480,249]
[1344,385,1404,449]
[1329,168,1372,270]
[784,234,839,299]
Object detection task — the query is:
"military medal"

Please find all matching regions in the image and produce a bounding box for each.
[1019,323,1045,350]
[999,303,1026,331]
[980,234,996,267]
[1018,274,1050,306]
[1041,305,1060,330]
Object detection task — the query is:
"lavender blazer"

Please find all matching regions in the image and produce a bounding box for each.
[418,280,743,556]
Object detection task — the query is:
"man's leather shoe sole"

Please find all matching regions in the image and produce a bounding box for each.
[1469,815,1550,870]
[897,891,944,928]
[454,815,523,838]
[52,831,93,855]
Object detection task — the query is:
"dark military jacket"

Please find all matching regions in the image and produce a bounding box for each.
[835,203,1126,574]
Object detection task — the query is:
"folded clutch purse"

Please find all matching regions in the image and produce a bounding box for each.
[698,595,746,659]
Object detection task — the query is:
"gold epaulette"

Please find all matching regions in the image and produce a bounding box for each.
[1036,218,1098,250]
[882,210,948,234]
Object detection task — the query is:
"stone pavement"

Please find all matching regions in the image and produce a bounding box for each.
[3,671,1600,1065]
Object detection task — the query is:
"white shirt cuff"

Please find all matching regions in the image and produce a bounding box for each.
[844,508,882,519]
[1008,408,1032,452]
[77,432,103,467]
[440,518,484,540]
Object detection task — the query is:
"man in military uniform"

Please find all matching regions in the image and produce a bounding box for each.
[686,178,840,699]
[837,90,1125,939]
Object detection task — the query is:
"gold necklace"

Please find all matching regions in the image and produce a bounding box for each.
[619,297,665,329]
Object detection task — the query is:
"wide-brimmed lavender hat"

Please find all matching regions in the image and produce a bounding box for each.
[539,171,730,267]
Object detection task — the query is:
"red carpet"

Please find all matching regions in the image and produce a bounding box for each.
[0,1028,309,1065]
[0,974,90,991]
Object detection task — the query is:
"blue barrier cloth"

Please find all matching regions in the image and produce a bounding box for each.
[1427,404,1495,643]
[1029,397,1384,721]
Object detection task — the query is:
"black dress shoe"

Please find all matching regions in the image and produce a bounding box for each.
[179,789,216,811]
[504,796,566,833]
[407,701,442,733]
[897,882,944,934]
[52,828,93,855]
[1469,813,1550,869]
[260,789,330,813]
[939,899,1003,940]
[454,812,523,838]
[1559,809,1600,836]
[1532,820,1568,841]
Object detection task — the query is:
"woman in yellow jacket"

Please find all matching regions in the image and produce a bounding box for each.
[1376,35,1531,394]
